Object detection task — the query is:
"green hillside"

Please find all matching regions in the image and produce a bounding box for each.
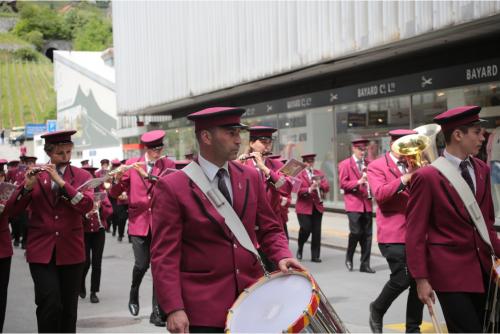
[0,51,56,128]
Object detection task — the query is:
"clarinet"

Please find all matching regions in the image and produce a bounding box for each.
[309,168,323,203]
[362,152,372,200]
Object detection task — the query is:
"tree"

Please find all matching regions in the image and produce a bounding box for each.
[13,3,70,40]
[73,17,112,51]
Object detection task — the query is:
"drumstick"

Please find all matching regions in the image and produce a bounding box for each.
[427,304,441,334]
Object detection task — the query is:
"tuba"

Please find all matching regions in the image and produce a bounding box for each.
[391,124,441,168]
[413,124,442,163]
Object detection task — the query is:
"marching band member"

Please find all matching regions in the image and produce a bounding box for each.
[367,129,423,333]
[238,126,293,269]
[239,127,293,229]
[11,156,37,249]
[80,160,90,168]
[80,166,113,304]
[12,130,94,333]
[0,182,17,333]
[110,160,128,241]
[406,106,500,333]
[5,160,19,184]
[268,155,292,239]
[296,153,330,262]
[338,139,374,273]
[95,159,110,179]
[150,107,302,333]
[0,160,6,183]
[109,130,175,326]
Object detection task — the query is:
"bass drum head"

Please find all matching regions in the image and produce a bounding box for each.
[227,272,313,333]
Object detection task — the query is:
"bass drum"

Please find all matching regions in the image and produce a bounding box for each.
[225,270,348,333]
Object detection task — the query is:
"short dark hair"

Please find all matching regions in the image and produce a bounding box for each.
[443,125,472,144]
[44,142,74,155]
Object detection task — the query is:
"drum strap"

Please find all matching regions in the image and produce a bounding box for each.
[183,162,268,273]
[431,157,495,255]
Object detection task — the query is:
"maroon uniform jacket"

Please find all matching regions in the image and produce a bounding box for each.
[13,166,94,265]
[109,156,175,236]
[150,161,292,328]
[295,169,330,215]
[338,157,372,213]
[0,194,17,259]
[406,157,500,293]
[83,195,112,233]
[367,153,408,243]
[242,158,293,227]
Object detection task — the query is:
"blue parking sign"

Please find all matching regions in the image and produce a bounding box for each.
[46,120,57,133]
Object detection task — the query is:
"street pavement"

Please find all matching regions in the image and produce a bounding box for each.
[4,208,447,333]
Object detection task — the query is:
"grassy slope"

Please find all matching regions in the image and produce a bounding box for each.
[0,52,55,129]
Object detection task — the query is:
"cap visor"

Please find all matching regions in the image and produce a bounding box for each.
[221,123,248,130]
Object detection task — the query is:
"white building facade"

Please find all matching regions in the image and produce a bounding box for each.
[112,1,500,211]
[52,51,123,166]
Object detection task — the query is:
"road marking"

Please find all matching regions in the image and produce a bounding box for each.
[385,321,447,333]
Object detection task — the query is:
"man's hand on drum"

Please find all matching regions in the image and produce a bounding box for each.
[278,257,307,273]
[167,310,189,333]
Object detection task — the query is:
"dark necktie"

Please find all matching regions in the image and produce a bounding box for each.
[356,160,363,172]
[459,160,475,193]
[216,168,232,205]
[52,169,64,196]
[397,160,408,174]
[148,161,155,173]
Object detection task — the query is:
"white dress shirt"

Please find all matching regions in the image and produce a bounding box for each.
[443,150,476,192]
[198,153,233,202]
[352,154,365,172]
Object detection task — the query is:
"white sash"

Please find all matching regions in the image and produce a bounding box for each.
[431,157,495,255]
[182,162,266,270]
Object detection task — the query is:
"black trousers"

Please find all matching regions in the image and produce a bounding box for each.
[0,257,11,333]
[372,243,423,333]
[436,291,486,333]
[346,211,373,267]
[297,208,323,260]
[10,212,28,244]
[190,326,224,333]
[82,229,105,293]
[29,254,84,333]
[130,234,164,315]
[114,205,128,238]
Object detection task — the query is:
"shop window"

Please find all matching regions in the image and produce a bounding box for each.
[335,96,411,205]
[278,107,335,205]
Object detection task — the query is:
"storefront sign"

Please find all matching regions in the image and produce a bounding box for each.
[243,58,500,114]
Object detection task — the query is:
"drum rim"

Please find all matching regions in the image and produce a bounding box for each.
[225,269,321,333]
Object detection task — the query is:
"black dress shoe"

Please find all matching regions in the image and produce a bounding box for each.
[345,260,353,271]
[112,230,116,237]
[13,240,19,247]
[311,258,322,263]
[296,250,302,260]
[369,302,383,333]
[117,236,123,242]
[128,287,139,316]
[79,287,86,299]
[90,292,99,303]
[360,265,376,274]
[150,311,166,327]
